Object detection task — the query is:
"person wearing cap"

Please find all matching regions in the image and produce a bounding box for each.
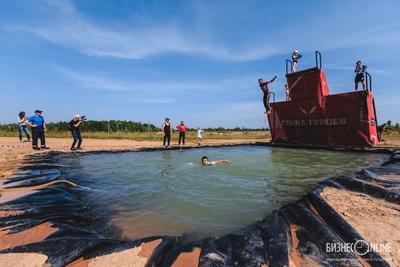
[176,121,187,145]
[354,60,368,91]
[162,118,172,147]
[27,110,49,150]
[69,115,84,150]
[291,50,302,72]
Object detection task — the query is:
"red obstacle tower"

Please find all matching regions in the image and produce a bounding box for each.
[268,51,379,147]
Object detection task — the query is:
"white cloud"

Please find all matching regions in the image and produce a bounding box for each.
[51,64,263,93]
[4,0,278,61]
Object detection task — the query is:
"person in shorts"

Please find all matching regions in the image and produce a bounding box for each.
[197,127,204,145]
[354,60,368,90]
[291,50,302,72]
[258,75,277,114]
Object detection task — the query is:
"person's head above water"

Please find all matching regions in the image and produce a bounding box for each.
[258,78,263,84]
[165,118,170,122]
[181,121,184,125]
[201,156,230,166]
[356,60,362,65]
[201,156,209,166]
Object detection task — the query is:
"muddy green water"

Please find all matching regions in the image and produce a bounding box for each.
[60,146,386,240]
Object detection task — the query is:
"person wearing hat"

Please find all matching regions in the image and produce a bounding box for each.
[69,115,84,150]
[291,50,302,72]
[162,118,172,147]
[27,110,49,150]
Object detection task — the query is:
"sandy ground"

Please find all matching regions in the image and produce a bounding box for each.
[0,137,264,267]
[321,187,400,266]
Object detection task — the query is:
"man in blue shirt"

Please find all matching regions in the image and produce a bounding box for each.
[27,110,49,150]
[354,60,368,91]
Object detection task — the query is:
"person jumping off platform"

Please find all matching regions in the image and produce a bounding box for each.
[354,60,368,91]
[291,50,302,72]
[258,75,277,114]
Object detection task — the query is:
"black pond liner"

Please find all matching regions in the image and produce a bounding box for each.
[0,147,399,267]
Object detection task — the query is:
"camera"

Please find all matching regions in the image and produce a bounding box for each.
[81,116,87,121]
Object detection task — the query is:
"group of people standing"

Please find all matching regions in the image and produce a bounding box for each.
[17,110,49,150]
[161,118,204,147]
[258,50,369,114]
[17,110,84,151]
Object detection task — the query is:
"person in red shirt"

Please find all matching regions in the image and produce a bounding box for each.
[258,75,277,114]
[176,121,187,145]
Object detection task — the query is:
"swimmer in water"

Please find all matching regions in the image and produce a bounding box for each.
[201,156,230,166]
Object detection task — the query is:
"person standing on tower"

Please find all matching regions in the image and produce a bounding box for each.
[291,50,302,72]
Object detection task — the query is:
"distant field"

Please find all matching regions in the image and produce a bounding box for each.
[0,130,271,141]
[2,128,399,146]
[379,128,400,147]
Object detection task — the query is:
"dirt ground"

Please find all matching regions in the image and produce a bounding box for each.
[321,187,400,266]
[0,136,264,267]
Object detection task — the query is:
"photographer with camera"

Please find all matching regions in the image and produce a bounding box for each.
[69,115,86,151]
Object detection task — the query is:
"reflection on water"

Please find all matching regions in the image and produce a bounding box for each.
[59,146,386,241]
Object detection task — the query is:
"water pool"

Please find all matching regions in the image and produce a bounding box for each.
[59,146,386,241]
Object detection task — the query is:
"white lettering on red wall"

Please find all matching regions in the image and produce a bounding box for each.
[281,118,347,127]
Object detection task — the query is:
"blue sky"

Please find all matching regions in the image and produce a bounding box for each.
[0,0,399,128]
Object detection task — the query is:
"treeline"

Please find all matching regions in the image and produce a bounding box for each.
[0,120,159,132]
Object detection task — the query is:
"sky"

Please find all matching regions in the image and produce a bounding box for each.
[0,0,399,128]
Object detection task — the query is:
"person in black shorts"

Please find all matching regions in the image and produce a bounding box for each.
[162,118,172,147]
[354,60,368,91]
[291,50,302,72]
[258,75,277,114]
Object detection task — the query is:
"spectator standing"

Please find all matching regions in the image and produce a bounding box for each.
[176,121,187,145]
[162,118,172,147]
[197,128,204,145]
[27,110,49,150]
[17,111,30,142]
[69,115,84,150]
